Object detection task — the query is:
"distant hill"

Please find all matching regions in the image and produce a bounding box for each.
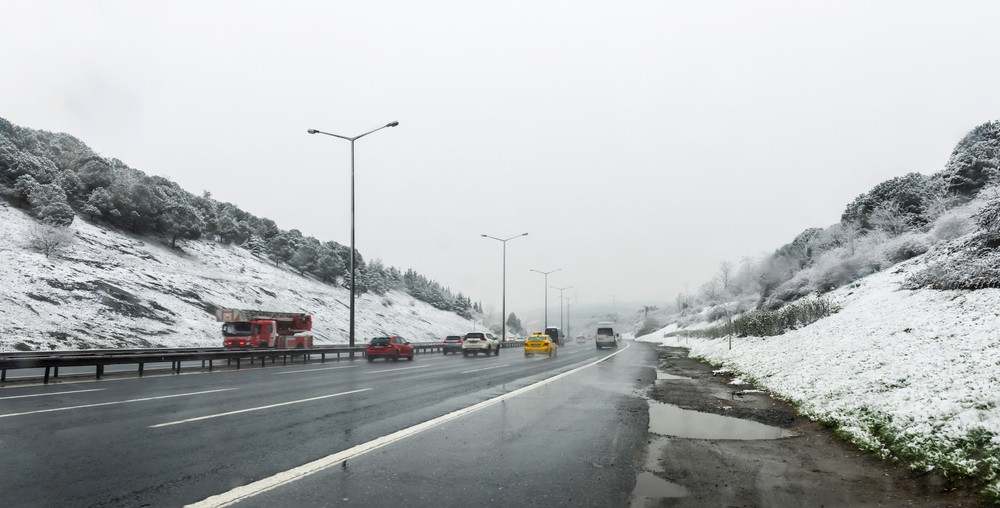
[0,117,481,329]
[0,116,482,351]
[0,202,475,351]
[649,119,1000,331]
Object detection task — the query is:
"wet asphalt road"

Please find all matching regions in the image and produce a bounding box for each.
[0,341,657,507]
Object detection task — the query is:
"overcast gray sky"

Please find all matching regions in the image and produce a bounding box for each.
[4,1,1000,319]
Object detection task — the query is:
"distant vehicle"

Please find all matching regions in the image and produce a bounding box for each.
[442,335,463,355]
[575,335,586,343]
[524,333,557,357]
[216,308,314,348]
[461,332,500,357]
[544,326,563,346]
[366,335,414,362]
[595,321,617,350]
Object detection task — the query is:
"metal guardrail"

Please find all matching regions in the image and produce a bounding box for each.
[0,341,525,384]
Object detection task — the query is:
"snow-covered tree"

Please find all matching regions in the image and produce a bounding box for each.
[82,187,117,220]
[506,312,524,335]
[290,237,321,276]
[842,172,933,231]
[31,183,75,227]
[937,120,1000,198]
[159,196,205,248]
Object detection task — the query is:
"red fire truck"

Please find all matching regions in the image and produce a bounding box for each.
[216,309,314,348]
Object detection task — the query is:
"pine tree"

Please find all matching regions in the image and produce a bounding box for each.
[506,312,524,335]
[160,196,205,248]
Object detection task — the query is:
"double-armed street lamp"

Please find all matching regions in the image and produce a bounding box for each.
[482,233,528,342]
[529,268,561,332]
[551,285,574,336]
[307,121,399,348]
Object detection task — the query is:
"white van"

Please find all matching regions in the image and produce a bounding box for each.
[595,321,616,349]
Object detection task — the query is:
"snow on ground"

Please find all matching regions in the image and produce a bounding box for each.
[0,203,476,351]
[638,251,1000,499]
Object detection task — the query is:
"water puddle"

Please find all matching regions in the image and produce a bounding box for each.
[648,400,796,440]
[632,471,689,501]
[656,370,689,381]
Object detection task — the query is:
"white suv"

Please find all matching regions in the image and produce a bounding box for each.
[461,332,500,357]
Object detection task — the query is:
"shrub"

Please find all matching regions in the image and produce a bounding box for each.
[930,211,974,242]
[673,297,836,339]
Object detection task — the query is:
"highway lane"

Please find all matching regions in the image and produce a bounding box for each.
[244,341,655,508]
[0,340,655,507]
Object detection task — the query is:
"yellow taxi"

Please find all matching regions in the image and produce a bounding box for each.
[524,332,557,357]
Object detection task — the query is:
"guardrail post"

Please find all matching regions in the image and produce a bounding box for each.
[139,363,144,377]
[1,369,5,382]
[96,365,103,380]
[208,359,213,371]
[260,356,265,368]
[236,358,241,370]
[54,367,59,378]
[44,367,50,384]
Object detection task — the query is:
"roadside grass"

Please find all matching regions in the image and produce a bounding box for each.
[666,298,838,340]
[693,356,1000,504]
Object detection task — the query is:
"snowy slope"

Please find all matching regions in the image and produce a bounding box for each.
[639,250,1000,499]
[0,202,475,351]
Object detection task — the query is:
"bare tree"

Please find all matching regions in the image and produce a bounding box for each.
[869,201,913,236]
[29,224,74,258]
[719,261,733,294]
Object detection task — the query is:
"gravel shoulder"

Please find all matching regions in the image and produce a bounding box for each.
[642,345,983,507]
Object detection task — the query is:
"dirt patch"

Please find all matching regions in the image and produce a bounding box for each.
[642,345,983,507]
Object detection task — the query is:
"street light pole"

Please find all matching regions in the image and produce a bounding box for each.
[529,268,561,332]
[551,285,573,336]
[482,233,528,342]
[566,296,577,339]
[307,121,398,349]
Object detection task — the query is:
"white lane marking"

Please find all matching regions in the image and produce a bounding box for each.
[362,364,428,374]
[0,388,237,418]
[0,388,105,400]
[186,342,631,508]
[150,388,372,428]
[273,365,357,375]
[461,364,510,374]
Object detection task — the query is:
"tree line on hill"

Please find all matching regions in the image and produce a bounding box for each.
[0,117,480,319]
[655,120,1000,335]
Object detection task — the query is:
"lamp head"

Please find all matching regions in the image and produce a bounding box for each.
[307,129,318,134]
[387,121,399,127]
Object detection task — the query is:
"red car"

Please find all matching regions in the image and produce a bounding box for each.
[366,335,414,362]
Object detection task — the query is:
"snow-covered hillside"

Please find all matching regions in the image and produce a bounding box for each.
[639,248,1000,500]
[0,203,475,351]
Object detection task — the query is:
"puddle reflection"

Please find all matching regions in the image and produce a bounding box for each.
[656,371,689,381]
[633,471,689,500]
[648,400,795,440]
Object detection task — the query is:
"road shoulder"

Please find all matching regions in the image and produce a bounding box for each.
[641,345,981,507]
